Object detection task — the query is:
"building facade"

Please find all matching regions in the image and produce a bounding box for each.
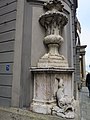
[0,0,85,110]
[76,20,87,88]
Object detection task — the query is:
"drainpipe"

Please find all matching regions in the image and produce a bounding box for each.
[71,3,77,99]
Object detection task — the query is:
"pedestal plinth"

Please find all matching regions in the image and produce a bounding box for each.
[30,67,74,114]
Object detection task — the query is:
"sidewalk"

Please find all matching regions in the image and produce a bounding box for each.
[79,87,90,120]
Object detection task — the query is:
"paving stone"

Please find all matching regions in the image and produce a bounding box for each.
[81,118,86,120]
[0,107,79,120]
[80,87,90,120]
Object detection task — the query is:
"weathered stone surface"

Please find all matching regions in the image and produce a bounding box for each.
[52,78,75,119]
[30,68,74,115]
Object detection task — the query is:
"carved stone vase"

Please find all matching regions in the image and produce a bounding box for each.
[38,0,68,68]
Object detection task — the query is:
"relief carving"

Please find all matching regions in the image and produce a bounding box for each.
[52,78,75,119]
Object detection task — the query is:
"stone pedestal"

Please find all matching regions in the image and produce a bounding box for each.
[30,68,74,114]
[30,0,75,118]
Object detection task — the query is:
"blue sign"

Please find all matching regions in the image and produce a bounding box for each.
[6,64,10,71]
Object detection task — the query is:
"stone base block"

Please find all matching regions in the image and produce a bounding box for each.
[30,101,55,114]
[37,53,68,68]
[30,67,74,116]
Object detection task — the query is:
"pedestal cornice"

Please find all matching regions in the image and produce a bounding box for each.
[30,67,74,73]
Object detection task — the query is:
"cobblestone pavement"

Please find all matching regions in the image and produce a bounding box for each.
[79,87,90,120]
